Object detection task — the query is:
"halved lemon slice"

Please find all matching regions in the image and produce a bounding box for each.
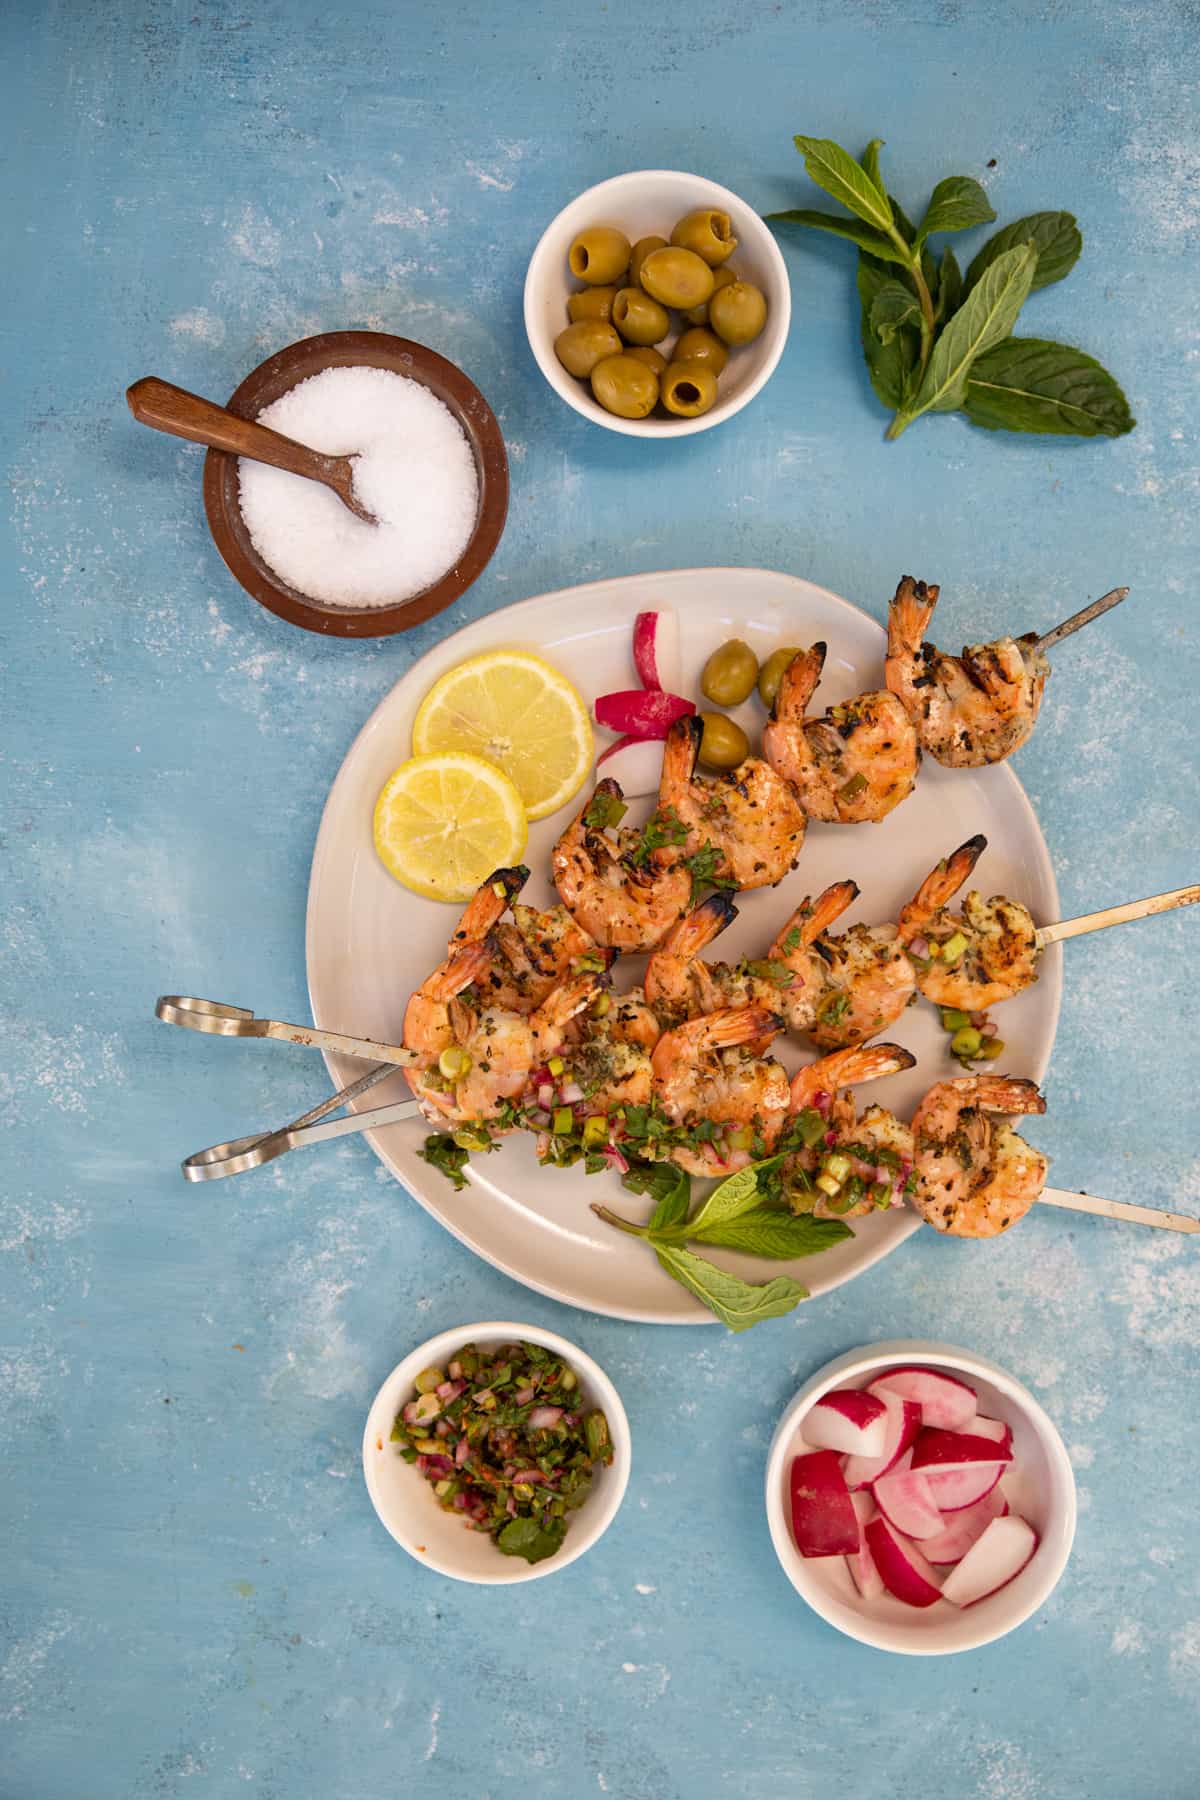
[373,751,527,903]
[412,650,593,821]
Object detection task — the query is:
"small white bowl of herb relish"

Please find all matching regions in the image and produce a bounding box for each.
[363,1321,632,1583]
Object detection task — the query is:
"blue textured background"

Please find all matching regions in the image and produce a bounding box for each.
[2,2,1197,1796]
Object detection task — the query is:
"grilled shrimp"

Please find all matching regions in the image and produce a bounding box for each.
[898,835,1041,1011]
[484,901,605,1013]
[644,892,741,1025]
[885,576,1049,767]
[765,881,916,1048]
[651,1005,791,1177]
[403,940,495,1115]
[656,715,807,891]
[784,1044,916,1219]
[763,643,920,825]
[910,1075,1047,1237]
[552,778,691,951]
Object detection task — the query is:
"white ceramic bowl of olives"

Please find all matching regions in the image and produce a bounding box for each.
[524,168,791,438]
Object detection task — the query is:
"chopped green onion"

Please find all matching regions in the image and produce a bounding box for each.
[795,1108,826,1148]
[584,1410,612,1462]
[582,1115,609,1149]
[492,880,509,898]
[414,1366,444,1395]
[939,1007,971,1032]
[453,1126,491,1152]
[838,771,868,802]
[727,1125,755,1152]
[825,1189,855,1214]
[438,1045,472,1081]
[978,1036,1005,1060]
[822,1151,852,1184]
[950,1026,983,1058]
[940,931,969,965]
[815,1172,842,1199]
[552,1106,574,1136]
[577,951,607,973]
[547,1055,565,1077]
[591,993,611,1018]
[870,1182,892,1210]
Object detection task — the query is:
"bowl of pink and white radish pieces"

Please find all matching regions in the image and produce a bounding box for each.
[765,1341,1076,1655]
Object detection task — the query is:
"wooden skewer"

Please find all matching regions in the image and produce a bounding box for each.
[1038,1188,1199,1234]
[1034,585,1129,655]
[1036,884,1200,949]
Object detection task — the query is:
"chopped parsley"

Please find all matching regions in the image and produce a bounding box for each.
[584,789,628,831]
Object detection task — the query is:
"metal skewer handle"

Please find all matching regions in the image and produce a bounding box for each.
[1034,586,1129,655]
[156,995,418,1066]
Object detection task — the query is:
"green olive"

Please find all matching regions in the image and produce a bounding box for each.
[629,234,668,287]
[701,639,759,706]
[709,279,768,346]
[698,711,751,771]
[568,226,631,286]
[567,285,618,324]
[672,326,728,375]
[670,207,738,267]
[624,345,667,376]
[757,646,803,709]
[683,263,737,327]
[611,286,670,346]
[660,359,719,419]
[639,246,715,311]
[590,352,659,420]
[554,320,623,379]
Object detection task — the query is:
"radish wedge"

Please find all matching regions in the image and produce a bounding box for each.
[595,735,663,798]
[844,1392,921,1489]
[911,1423,1014,1475]
[922,1488,1008,1565]
[940,1514,1038,1607]
[846,1491,884,1599]
[872,1450,943,1540]
[789,1450,860,1558]
[924,1461,1006,1511]
[804,1388,889,1459]
[871,1365,978,1431]
[594,688,695,740]
[632,610,681,694]
[864,1515,944,1608]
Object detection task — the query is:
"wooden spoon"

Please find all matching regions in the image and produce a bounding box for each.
[126,376,376,524]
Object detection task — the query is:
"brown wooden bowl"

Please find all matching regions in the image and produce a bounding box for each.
[202,330,509,638]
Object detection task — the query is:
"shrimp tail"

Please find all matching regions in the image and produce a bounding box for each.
[667,1004,785,1054]
[886,576,940,657]
[899,835,988,938]
[770,643,826,721]
[659,892,739,957]
[790,1040,915,1107]
[424,939,492,1000]
[448,865,531,947]
[659,714,704,796]
[772,880,859,959]
[972,1075,1046,1116]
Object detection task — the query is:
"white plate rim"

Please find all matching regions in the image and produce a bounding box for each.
[306,567,1061,1324]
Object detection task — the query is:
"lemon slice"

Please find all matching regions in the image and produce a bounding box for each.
[373,751,527,903]
[412,650,593,821]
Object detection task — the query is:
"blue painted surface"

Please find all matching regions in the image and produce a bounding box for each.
[2,1,1197,1795]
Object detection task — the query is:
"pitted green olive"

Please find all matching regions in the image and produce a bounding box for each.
[672,326,728,375]
[568,227,631,285]
[612,286,670,346]
[624,344,667,376]
[567,285,618,324]
[682,263,737,327]
[629,234,668,287]
[757,646,803,709]
[709,279,768,346]
[638,246,715,310]
[670,207,738,267]
[590,352,659,419]
[698,711,750,770]
[660,359,719,419]
[554,320,623,379]
[701,639,759,706]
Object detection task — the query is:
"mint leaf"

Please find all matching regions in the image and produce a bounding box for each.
[869,278,921,345]
[420,1134,471,1190]
[963,336,1135,437]
[766,208,905,265]
[894,243,1037,432]
[936,245,963,321]
[791,135,896,235]
[654,1244,808,1332]
[965,211,1081,293]
[689,1209,854,1259]
[497,1516,566,1564]
[688,1155,784,1235]
[916,175,996,245]
[860,139,885,188]
[621,1161,692,1233]
[857,262,917,410]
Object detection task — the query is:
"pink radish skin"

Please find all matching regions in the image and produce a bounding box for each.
[846,1491,884,1600]
[940,1514,1038,1607]
[864,1515,944,1608]
[595,735,663,798]
[971,1414,1013,1453]
[922,1488,1009,1565]
[871,1365,979,1431]
[911,1424,1014,1475]
[924,1461,1006,1512]
[872,1450,944,1540]
[844,1392,921,1489]
[632,610,681,693]
[789,1450,860,1558]
[594,688,695,739]
[804,1389,889,1459]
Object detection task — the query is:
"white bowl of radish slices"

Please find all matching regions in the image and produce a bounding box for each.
[765,1341,1076,1655]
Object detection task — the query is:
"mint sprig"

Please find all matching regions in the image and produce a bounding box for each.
[766,135,1133,441]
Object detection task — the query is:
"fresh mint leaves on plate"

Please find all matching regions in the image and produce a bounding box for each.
[767,134,1133,441]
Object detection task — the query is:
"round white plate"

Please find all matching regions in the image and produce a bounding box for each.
[306,568,1061,1323]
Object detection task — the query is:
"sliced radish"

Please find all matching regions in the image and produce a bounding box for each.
[872,1450,943,1540]
[971,1414,1013,1453]
[871,1365,978,1431]
[594,688,695,740]
[922,1488,1008,1565]
[864,1515,944,1608]
[924,1461,1006,1512]
[911,1424,1014,1475]
[632,610,681,694]
[804,1388,889,1459]
[846,1491,884,1599]
[940,1514,1038,1607]
[844,1393,921,1490]
[789,1450,860,1558]
[595,735,663,798]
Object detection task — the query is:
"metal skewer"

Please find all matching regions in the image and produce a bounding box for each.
[1036,883,1200,949]
[155,995,418,1067]
[182,1064,420,1181]
[1037,1188,1199,1234]
[1034,586,1129,655]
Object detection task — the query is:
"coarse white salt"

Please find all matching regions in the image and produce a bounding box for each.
[237,365,479,608]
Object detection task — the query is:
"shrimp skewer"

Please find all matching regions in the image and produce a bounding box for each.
[773,882,917,1049]
[651,1005,791,1178]
[762,642,920,824]
[553,778,691,951]
[898,835,1040,1015]
[656,715,807,891]
[783,1043,917,1219]
[910,1075,1047,1237]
